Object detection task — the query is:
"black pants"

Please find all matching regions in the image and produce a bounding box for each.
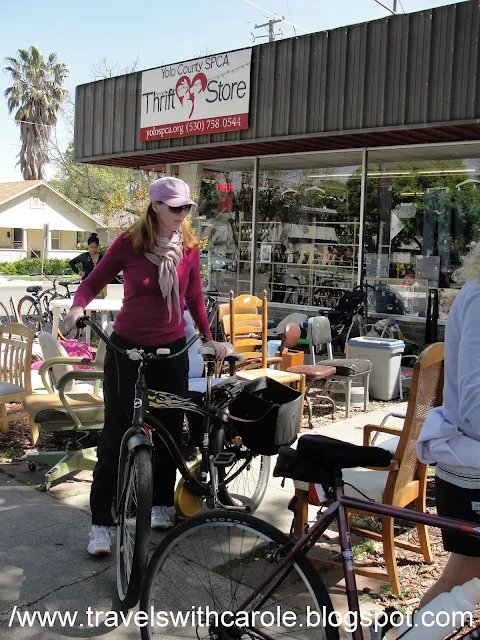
[90,332,188,526]
[435,475,480,557]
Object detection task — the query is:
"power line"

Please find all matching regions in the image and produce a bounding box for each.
[0,116,55,128]
[285,0,297,37]
[240,0,307,33]
[373,0,397,15]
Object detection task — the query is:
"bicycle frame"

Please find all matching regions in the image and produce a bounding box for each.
[114,345,246,519]
[238,472,480,640]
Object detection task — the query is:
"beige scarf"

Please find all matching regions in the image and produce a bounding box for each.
[144,231,183,322]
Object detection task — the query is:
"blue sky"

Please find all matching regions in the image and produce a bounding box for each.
[0,0,461,182]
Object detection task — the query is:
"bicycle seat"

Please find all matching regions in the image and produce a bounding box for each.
[26,285,42,294]
[296,434,392,470]
[59,281,73,287]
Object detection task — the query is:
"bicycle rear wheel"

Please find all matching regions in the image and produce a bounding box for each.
[116,445,153,609]
[139,510,338,640]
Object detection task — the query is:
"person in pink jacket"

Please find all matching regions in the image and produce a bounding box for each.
[65,177,227,556]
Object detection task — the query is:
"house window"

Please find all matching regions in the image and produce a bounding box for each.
[30,194,46,208]
[51,230,60,250]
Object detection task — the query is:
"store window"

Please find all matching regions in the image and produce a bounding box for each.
[191,163,254,296]
[255,154,362,307]
[364,149,480,320]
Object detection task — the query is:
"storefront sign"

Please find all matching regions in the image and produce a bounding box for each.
[140,49,252,142]
[216,183,234,193]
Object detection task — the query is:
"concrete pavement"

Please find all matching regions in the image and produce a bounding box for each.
[0,406,407,639]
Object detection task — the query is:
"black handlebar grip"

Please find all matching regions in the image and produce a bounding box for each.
[76,315,89,329]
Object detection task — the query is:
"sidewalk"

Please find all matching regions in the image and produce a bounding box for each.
[0,406,406,639]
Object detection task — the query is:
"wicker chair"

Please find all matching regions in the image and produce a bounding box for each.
[292,341,445,594]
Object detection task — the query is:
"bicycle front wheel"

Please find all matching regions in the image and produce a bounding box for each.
[218,450,270,513]
[211,427,270,514]
[116,445,153,609]
[0,301,11,325]
[18,296,43,333]
[139,510,338,640]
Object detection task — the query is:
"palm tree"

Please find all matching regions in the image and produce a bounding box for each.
[4,46,69,180]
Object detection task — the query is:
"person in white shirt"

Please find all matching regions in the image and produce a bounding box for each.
[417,245,480,606]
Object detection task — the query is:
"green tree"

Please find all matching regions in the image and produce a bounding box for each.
[4,45,69,179]
[50,143,152,229]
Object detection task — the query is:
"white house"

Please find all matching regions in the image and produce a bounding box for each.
[0,181,106,262]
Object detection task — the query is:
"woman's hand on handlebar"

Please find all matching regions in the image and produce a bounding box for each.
[202,340,229,361]
[64,306,84,331]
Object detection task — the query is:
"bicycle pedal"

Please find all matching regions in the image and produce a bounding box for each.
[212,452,237,467]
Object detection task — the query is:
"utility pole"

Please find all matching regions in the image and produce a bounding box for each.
[252,18,283,42]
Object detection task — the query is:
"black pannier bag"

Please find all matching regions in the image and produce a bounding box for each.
[227,377,303,456]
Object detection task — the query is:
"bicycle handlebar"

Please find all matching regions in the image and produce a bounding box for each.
[76,315,205,362]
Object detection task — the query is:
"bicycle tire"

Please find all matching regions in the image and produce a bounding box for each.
[139,510,338,640]
[116,445,153,609]
[211,425,270,513]
[0,301,12,325]
[18,296,43,333]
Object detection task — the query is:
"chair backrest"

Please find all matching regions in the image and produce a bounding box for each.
[39,332,72,390]
[274,313,309,336]
[229,290,268,366]
[281,323,301,350]
[184,309,204,379]
[0,323,34,393]
[385,341,445,503]
[308,316,334,361]
[93,322,114,370]
[220,296,258,339]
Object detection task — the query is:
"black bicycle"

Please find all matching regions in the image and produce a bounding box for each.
[76,316,298,610]
[18,274,81,337]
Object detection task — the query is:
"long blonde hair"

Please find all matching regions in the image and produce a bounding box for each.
[126,203,198,254]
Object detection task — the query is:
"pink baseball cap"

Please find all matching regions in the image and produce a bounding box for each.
[148,177,196,207]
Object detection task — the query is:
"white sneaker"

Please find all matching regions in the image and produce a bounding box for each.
[87,525,111,556]
[151,506,174,530]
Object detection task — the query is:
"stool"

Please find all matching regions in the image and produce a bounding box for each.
[287,365,337,428]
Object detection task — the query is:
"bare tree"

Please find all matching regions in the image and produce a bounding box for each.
[89,56,140,80]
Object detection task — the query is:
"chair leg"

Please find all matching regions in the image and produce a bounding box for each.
[0,403,8,433]
[345,377,352,418]
[29,419,39,446]
[414,495,433,564]
[305,395,314,429]
[293,489,309,537]
[381,516,401,595]
[364,373,370,412]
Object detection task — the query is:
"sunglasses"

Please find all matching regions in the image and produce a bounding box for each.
[157,202,192,214]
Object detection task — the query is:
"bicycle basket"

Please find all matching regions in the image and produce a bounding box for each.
[227,377,302,455]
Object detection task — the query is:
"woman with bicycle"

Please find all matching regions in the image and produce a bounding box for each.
[417,244,480,606]
[65,177,227,556]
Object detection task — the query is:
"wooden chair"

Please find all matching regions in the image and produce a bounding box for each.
[0,323,38,444]
[292,342,445,594]
[219,294,259,342]
[230,292,306,428]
